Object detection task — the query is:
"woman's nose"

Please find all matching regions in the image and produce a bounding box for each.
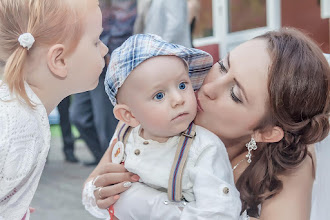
[201,81,219,100]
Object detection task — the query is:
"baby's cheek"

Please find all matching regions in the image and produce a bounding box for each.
[149,113,171,130]
[189,96,198,113]
[148,114,167,126]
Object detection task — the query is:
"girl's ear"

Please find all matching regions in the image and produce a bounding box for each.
[47,44,67,78]
[113,104,140,127]
[253,126,284,143]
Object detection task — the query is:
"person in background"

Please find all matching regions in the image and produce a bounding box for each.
[70,0,137,166]
[187,0,200,48]
[57,96,79,163]
[134,0,191,47]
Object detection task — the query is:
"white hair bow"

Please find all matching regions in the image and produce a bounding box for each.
[18,33,35,50]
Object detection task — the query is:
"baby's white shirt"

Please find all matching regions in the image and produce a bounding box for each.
[124,125,232,201]
[115,125,241,219]
[0,81,50,220]
[82,124,242,219]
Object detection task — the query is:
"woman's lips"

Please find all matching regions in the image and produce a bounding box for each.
[195,91,204,112]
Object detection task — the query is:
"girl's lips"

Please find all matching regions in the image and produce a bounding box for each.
[195,91,204,112]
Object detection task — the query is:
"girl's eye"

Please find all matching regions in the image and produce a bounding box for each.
[217,60,228,73]
[179,82,186,90]
[154,92,165,100]
[230,86,242,103]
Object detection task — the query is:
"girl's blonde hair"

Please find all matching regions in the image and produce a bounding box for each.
[0,0,88,106]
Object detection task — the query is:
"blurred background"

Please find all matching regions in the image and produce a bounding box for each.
[30,0,329,219]
[192,0,329,61]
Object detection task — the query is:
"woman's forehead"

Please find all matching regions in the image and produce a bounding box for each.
[230,39,271,78]
[231,39,270,62]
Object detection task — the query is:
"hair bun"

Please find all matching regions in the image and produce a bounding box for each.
[301,114,330,144]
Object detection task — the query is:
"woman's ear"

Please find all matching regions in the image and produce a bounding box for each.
[47,44,67,78]
[113,104,140,127]
[254,126,284,143]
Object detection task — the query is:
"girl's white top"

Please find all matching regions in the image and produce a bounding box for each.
[0,81,50,220]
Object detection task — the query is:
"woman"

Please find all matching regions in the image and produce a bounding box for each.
[83,28,330,219]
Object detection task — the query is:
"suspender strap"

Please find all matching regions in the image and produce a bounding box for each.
[116,121,132,143]
[109,121,133,220]
[167,122,196,202]
[110,121,133,164]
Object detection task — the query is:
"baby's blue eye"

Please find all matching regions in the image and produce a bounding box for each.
[154,92,165,100]
[179,82,186,90]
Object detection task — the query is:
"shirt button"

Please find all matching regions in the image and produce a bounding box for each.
[134,149,141,155]
[223,187,229,194]
[143,141,149,145]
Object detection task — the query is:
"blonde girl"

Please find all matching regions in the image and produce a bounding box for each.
[0,0,108,219]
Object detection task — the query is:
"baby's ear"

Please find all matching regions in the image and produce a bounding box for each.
[113,104,140,127]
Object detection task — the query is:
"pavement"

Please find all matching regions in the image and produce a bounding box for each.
[30,131,98,220]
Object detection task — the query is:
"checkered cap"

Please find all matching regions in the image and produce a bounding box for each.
[105,34,213,106]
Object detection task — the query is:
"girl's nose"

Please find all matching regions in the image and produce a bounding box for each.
[101,41,109,57]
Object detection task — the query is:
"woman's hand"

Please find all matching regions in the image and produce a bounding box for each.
[92,162,139,209]
[85,139,140,209]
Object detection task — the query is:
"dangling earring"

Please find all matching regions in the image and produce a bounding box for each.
[246,137,257,163]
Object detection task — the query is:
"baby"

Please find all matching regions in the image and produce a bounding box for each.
[103,34,241,219]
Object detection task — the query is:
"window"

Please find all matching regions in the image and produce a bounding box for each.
[192,0,213,39]
[228,0,267,33]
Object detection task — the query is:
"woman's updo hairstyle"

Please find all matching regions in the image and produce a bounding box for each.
[237,28,330,217]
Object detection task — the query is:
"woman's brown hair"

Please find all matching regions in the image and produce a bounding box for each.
[236,28,330,217]
[0,0,88,106]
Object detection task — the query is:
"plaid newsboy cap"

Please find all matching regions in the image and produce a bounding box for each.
[105,34,213,106]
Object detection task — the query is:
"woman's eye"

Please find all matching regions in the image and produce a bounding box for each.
[230,86,242,103]
[217,60,228,73]
[179,82,186,90]
[154,92,165,100]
